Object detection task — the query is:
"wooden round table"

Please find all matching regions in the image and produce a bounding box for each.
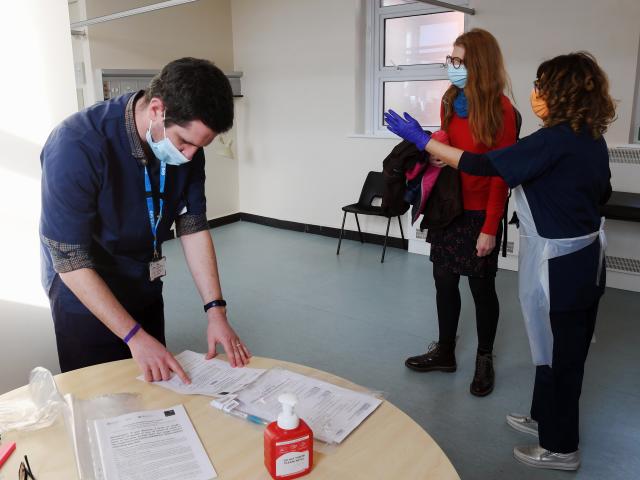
[0,357,459,479]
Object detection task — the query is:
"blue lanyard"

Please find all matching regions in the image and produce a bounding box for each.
[144,161,166,257]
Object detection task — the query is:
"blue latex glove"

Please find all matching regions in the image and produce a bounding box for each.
[384,110,431,151]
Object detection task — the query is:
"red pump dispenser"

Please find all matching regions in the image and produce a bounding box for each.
[264,393,313,479]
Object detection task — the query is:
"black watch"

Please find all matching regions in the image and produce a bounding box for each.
[204,299,227,312]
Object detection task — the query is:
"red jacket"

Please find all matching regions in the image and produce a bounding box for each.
[442,95,517,235]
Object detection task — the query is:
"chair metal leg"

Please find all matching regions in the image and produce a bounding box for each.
[354,214,364,243]
[397,216,405,241]
[381,217,391,263]
[337,211,347,255]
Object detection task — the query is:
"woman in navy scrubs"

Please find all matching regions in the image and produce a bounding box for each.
[385,52,616,471]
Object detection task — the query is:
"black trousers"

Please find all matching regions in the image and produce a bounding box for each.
[49,275,166,373]
[531,300,599,453]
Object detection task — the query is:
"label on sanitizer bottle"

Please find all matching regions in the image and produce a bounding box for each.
[275,435,310,476]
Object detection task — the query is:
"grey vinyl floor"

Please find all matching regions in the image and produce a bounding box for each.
[159,221,639,480]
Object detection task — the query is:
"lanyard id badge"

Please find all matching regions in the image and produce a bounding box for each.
[144,161,167,281]
[149,255,167,281]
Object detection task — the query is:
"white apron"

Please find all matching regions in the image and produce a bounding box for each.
[513,186,606,366]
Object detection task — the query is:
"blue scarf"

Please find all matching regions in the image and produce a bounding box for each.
[453,90,468,118]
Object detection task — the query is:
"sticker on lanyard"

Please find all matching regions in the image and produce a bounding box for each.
[149,256,167,281]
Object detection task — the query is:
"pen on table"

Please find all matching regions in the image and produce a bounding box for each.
[227,409,269,426]
[0,440,16,468]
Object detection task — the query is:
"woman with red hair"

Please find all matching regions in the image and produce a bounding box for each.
[404,29,517,398]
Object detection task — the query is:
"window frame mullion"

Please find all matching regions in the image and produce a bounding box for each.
[366,0,466,136]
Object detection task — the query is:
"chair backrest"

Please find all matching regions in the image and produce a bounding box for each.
[357,171,385,206]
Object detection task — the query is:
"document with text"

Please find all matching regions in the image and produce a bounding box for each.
[227,369,383,444]
[94,404,216,480]
[138,350,266,396]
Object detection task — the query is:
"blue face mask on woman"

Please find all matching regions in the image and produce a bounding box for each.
[145,112,190,166]
[447,64,468,89]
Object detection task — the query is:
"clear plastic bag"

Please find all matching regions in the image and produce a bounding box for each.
[0,367,65,435]
[64,392,142,480]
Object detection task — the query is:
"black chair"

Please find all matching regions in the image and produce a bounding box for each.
[336,171,405,263]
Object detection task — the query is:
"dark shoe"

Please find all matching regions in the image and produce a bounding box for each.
[470,352,494,397]
[405,342,456,372]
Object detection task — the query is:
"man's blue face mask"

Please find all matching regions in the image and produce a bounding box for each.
[447,64,467,89]
[145,111,190,166]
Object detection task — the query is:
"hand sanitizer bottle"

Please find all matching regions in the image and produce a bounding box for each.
[264,393,313,479]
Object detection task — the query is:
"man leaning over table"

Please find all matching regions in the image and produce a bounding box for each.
[39,58,250,382]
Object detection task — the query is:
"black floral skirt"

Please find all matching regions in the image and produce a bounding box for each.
[427,210,502,278]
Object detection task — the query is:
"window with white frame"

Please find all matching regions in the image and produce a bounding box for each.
[366,0,466,135]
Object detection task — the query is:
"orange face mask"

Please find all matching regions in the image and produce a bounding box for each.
[530,88,549,120]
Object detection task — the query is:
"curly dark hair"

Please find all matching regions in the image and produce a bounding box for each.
[145,57,234,133]
[536,52,616,139]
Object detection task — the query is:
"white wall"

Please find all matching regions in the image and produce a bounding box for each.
[232,0,640,229]
[0,0,78,392]
[467,0,640,144]
[232,0,640,289]
[85,0,234,71]
[232,0,402,239]
[84,0,239,219]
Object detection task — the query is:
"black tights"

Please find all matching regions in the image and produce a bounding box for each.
[433,264,499,353]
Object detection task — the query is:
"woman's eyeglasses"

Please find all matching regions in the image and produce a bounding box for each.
[18,455,36,480]
[445,56,464,69]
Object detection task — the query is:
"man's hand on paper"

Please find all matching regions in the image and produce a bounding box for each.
[206,308,251,368]
[128,330,191,384]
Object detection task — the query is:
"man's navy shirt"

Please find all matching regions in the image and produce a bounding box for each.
[40,92,208,306]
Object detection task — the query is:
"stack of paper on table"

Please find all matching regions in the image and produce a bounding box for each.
[137,350,266,396]
[212,368,383,444]
[146,351,383,445]
[93,404,216,480]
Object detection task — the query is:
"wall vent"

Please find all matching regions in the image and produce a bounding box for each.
[101,69,243,100]
[608,145,640,165]
[606,256,640,275]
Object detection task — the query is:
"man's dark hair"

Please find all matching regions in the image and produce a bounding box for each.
[145,57,234,133]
